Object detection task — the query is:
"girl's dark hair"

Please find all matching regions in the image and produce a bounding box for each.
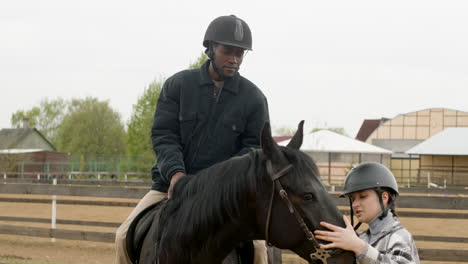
[381,187,398,217]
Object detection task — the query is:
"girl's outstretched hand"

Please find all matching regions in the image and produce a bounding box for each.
[314,215,367,255]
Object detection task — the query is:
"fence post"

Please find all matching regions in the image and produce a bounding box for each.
[51,178,57,242]
[427,172,430,188]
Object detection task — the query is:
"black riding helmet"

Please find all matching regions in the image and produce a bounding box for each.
[342,162,399,226]
[203,15,252,80]
[203,15,253,52]
[341,162,399,197]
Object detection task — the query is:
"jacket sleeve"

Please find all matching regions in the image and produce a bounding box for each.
[236,94,270,156]
[151,76,186,183]
[356,231,420,264]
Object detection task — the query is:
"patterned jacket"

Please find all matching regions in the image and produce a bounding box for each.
[356,212,420,264]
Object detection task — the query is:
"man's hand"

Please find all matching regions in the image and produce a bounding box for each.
[167,172,185,199]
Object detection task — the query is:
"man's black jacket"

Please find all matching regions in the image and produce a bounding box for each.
[151,60,269,192]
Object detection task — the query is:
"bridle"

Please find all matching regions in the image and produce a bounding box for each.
[264,159,337,264]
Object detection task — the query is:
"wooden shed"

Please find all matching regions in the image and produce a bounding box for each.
[0,121,67,177]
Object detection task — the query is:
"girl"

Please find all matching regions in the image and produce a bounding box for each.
[314,162,420,264]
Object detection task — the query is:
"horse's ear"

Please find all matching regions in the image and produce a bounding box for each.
[286,120,304,150]
[261,122,283,162]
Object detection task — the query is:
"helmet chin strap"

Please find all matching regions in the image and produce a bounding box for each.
[207,42,233,81]
[211,59,227,81]
[376,188,395,220]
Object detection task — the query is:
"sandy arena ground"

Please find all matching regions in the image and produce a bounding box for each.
[0,194,467,264]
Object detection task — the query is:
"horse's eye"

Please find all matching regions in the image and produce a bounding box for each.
[303,193,315,201]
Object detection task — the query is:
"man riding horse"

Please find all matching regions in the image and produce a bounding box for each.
[114,15,270,264]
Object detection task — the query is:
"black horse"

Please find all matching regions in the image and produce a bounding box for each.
[127,121,355,264]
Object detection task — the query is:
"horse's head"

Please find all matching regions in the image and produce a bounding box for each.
[259,121,355,264]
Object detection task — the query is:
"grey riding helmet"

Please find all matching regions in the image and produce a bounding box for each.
[341,162,399,197]
[203,15,252,51]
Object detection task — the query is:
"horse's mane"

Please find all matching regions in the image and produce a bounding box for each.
[156,149,263,259]
[155,146,320,261]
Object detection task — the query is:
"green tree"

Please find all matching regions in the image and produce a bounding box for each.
[188,52,208,69]
[126,78,164,172]
[126,53,208,173]
[55,97,126,158]
[11,98,67,145]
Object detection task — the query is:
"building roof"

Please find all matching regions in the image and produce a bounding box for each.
[372,139,423,153]
[0,149,47,154]
[0,128,31,149]
[406,127,468,156]
[0,128,55,150]
[278,130,392,154]
[355,118,389,142]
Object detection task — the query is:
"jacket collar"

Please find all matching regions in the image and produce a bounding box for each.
[367,211,400,245]
[199,59,240,95]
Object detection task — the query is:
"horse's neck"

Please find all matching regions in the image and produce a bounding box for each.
[158,154,262,263]
[160,201,256,262]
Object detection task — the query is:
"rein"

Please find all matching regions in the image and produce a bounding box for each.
[264,160,335,264]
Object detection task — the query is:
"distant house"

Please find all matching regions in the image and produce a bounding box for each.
[0,119,68,176]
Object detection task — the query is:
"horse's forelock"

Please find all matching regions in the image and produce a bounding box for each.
[280,147,320,181]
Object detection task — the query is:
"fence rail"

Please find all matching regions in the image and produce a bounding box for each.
[2,197,467,219]
[0,216,120,227]
[2,224,468,262]
[4,184,466,210]
[0,225,115,242]
[0,171,150,180]
[2,216,468,243]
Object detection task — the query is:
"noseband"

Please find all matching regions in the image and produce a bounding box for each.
[264,160,336,264]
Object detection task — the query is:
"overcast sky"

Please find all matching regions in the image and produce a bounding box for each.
[1,0,468,137]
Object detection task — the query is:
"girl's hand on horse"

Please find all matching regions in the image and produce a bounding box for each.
[314,215,367,255]
[168,172,186,199]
